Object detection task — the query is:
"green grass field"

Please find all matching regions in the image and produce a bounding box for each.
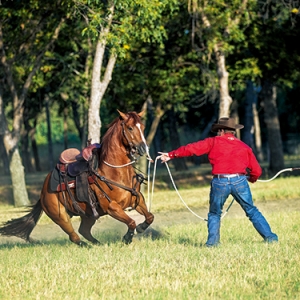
[0,169,300,299]
[0,211,299,300]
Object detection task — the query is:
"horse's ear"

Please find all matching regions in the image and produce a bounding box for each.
[138,110,145,118]
[117,110,128,120]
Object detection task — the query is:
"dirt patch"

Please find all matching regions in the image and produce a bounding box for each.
[0,199,299,245]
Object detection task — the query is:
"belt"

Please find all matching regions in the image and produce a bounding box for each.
[213,174,245,178]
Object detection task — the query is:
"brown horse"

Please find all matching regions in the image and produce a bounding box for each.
[0,110,154,246]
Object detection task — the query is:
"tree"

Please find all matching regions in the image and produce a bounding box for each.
[0,1,69,206]
[102,1,206,149]
[245,0,300,171]
[73,0,179,143]
[188,0,256,117]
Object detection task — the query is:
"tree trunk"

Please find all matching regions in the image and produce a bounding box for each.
[243,80,255,148]
[167,109,188,171]
[21,127,34,173]
[215,47,232,118]
[253,87,264,162]
[0,135,10,175]
[0,17,65,206]
[191,3,249,119]
[138,97,166,194]
[88,2,116,143]
[230,98,241,140]
[198,10,233,118]
[261,80,284,172]
[71,100,85,147]
[30,123,41,172]
[63,103,68,149]
[22,110,34,173]
[146,100,165,146]
[8,148,30,206]
[45,96,54,170]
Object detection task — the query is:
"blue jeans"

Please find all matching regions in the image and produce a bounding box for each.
[206,175,278,246]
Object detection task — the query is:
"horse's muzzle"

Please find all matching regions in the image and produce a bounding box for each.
[135,143,147,156]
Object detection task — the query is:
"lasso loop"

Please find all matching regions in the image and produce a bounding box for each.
[147,156,300,221]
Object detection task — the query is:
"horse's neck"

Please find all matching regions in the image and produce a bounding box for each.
[102,143,133,168]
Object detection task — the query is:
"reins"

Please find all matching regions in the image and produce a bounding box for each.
[147,156,300,222]
[104,160,136,168]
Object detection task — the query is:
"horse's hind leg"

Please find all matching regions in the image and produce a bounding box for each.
[41,195,87,246]
[78,216,100,244]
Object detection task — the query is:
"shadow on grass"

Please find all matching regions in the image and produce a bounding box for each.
[0,238,72,249]
[135,227,170,241]
[0,226,169,248]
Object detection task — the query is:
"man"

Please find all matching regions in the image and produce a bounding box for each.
[159,117,278,247]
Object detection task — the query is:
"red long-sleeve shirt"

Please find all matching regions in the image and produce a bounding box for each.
[168,133,262,179]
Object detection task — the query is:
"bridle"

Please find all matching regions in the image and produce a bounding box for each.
[104,120,152,168]
[121,122,134,151]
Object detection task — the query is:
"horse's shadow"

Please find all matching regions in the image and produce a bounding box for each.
[0,238,71,249]
[0,226,169,249]
[134,227,169,241]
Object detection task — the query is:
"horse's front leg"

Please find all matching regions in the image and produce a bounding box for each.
[107,200,136,244]
[135,194,154,234]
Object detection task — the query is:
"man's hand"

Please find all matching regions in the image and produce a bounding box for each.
[247,175,258,183]
[158,152,171,163]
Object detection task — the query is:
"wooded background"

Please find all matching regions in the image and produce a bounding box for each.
[1,0,300,206]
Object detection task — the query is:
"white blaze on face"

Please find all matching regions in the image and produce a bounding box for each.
[136,123,152,160]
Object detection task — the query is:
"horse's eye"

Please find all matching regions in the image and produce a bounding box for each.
[128,126,133,131]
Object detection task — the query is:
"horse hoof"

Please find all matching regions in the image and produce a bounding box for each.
[136,222,149,234]
[122,231,134,244]
[92,239,100,245]
[77,241,90,247]
[122,238,132,245]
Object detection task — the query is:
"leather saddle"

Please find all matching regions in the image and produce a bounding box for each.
[50,144,101,218]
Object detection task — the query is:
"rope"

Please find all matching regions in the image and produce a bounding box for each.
[148,156,221,221]
[257,167,300,182]
[147,156,300,221]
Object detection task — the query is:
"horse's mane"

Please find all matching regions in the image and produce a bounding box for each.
[99,112,141,161]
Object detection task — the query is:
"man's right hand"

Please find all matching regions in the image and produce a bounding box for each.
[247,175,258,183]
[158,152,171,163]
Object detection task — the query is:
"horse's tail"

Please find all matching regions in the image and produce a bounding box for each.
[0,199,43,242]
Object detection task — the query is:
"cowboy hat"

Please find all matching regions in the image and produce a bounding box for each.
[211,117,244,133]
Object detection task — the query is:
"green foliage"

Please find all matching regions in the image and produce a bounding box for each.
[76,0,179,58]
[35,102,81,145]
[103,1,205,119]
[1,0,300,158]
[244,1,300,83]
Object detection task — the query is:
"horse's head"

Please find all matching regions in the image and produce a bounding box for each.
[118,110,151,161]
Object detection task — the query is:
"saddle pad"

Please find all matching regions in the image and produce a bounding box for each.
[49,167,76,192]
